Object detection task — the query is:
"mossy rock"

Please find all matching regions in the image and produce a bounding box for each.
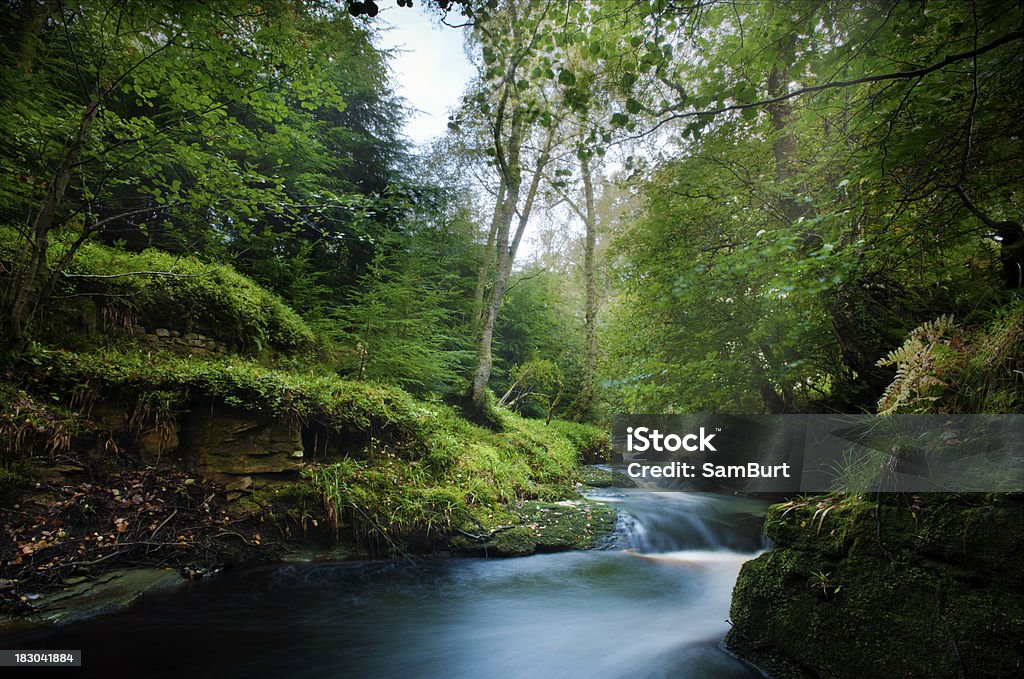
[726,493,1024,678]
[486,527,540,556]
[451,499,617,557]
[577,465,637,489]
[519,500,617,551]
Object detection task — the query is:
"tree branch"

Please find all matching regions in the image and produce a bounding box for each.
[639,29,1023,138]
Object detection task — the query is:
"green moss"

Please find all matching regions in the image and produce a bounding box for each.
[450,499,617,557]
[487,527,539,556]
[57,240,316,354]
[577,465,636,489]
[8,342,615,559]
[545,420,612,463]
[518,500,617,551]
[23,347,425,444]
[726,493,1024,678]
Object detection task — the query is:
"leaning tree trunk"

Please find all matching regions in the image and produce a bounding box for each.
[5,93,103,345]
[469,187,519,410]
[468,121,555,413]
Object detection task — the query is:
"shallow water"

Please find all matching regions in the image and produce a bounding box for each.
[4,487,769,678]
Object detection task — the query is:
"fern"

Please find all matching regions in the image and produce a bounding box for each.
[876,315,959,414]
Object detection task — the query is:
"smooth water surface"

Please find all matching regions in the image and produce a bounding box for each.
[5,487,769,678]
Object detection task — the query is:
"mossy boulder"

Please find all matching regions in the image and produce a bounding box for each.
[725,494,1024,678]
[451,499,617,557]
[61,241,316,355]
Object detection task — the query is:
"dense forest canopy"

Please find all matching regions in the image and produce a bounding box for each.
[1,0,1021,419]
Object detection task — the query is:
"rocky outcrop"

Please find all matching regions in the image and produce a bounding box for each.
[132,325,227,356]
[725,494,1023,678]
[181,405,305,489]
[18,568,185,626]
[89,399,306,493]
[449,499,617,557]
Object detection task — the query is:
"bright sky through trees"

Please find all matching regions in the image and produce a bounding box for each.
[375,7,474,145]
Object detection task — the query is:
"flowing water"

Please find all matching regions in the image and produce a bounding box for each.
[5,483,770,678]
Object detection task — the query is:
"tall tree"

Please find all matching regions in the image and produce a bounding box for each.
[455,0,581,413]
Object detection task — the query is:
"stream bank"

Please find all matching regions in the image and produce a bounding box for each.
[2,459,620,627]
[1,348,619,626]
[4,487,769,679]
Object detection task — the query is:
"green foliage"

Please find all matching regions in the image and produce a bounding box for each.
[876,302,1024,414]
[0,1,414,347]
[303,405,589,551]
[499,358,564,422]
[493,413,579,488]
[17,344,598,487]
[603,145,845,412]
[601,0,1022,414]
[958,302,1024,412]
[876,316,960,414]
[330,208,478,394]
[495,268,585,418]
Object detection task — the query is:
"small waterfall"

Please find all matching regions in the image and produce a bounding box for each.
[594,486,770,555]
[14,479,771,679]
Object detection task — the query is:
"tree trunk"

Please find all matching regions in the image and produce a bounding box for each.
[473,183,504,331]
[469,188,519,409]
[6,93,103,344]
[571,153,598,421]
[767,59,807,224]
[468,121,555,412]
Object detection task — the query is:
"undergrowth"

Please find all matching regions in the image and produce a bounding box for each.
[6,345,604,553]
[876,300,1024,414]
[303,408,593,551]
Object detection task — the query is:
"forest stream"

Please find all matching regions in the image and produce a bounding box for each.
[4,480,769,678]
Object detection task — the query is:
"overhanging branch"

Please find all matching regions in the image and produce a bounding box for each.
[638,29,1023,138]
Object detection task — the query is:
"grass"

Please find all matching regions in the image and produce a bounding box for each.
[303,406,598,550]
[8,345,608,553]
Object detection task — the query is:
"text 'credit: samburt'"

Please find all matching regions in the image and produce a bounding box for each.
[624,426,792,479]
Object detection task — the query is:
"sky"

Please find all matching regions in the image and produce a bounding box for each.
[372,6,476,146]
[368,6,571,265]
